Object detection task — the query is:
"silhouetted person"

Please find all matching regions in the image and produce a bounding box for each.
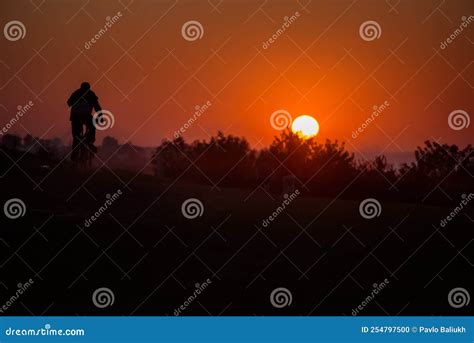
[67,82,102,161]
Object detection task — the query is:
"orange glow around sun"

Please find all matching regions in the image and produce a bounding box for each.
[291,115,320,139]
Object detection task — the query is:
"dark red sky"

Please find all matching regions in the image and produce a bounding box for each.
[1,0,473,154]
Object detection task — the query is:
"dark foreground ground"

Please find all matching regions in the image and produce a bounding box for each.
[1,162,473,316]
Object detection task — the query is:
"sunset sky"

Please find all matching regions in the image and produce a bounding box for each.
[1,0,472,155]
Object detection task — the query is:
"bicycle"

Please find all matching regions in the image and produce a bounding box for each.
[75,124,96,170]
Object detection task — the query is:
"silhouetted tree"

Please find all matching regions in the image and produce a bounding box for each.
[153,137,191,178]
[151,133,471,203]
[153,132,255,186]
[1,134,22,150]
[23,134,35,150]
[193,132,256,186]
[102,136,119,151]
[255,130,357,195]
[398,141,474,198]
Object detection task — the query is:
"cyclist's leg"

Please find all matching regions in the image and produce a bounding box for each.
[71,120,82,161]
[85,115,97,154]
[85,115,96,144]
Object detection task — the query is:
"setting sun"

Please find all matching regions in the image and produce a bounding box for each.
[291,115,320,139]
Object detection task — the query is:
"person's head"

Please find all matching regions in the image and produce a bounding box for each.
[80,82,91,90]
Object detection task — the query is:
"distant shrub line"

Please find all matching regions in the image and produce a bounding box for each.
[152,131,474,203]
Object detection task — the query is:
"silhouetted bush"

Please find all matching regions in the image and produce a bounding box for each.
[1,131,471,204]
[153,132,256,187]
[152,131,472,203]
